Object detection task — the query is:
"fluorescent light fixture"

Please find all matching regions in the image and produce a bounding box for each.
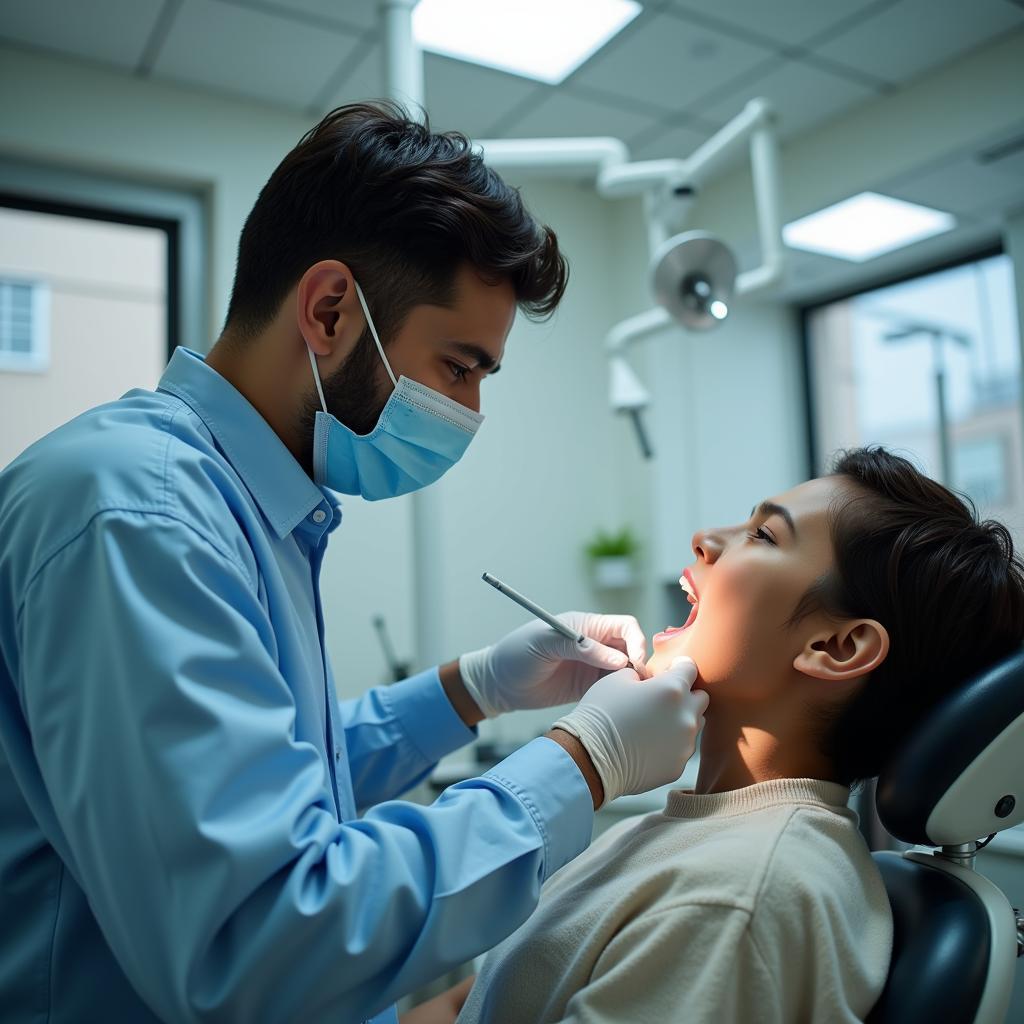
[782,192,956,263]
[412,0,642,85]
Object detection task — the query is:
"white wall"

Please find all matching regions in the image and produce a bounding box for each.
[646,301,804,566]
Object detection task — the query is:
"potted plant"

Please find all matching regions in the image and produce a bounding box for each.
[585,527,639,589]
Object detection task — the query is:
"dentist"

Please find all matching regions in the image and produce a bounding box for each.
[0,102,708,1024]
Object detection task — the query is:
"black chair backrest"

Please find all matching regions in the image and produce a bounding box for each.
[875,650,1024,845]
[867,853,990,1024]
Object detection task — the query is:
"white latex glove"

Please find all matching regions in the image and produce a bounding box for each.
[552,656,708,807]
[458,612,649,719]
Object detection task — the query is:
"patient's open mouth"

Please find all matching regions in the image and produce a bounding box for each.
[654,569,699,642]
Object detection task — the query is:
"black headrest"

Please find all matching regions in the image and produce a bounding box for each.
[875,650,1024,846]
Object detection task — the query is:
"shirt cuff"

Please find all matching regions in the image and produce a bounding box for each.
[484,736,594,882]
[381,667,478,765]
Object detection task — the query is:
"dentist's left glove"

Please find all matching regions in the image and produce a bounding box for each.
[458,612,649,719]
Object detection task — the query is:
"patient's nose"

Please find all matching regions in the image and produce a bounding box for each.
[692,528,723,564]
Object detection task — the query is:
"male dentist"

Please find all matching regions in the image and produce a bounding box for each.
[0,102,708,1024]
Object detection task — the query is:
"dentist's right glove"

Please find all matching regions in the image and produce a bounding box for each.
[552,657,708,807]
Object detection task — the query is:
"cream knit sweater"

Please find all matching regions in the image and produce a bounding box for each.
[457,778,893,1023]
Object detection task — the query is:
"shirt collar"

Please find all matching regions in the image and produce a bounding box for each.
[158,347,339,539]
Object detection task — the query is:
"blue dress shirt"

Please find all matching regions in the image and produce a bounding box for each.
[0,348,594,1023]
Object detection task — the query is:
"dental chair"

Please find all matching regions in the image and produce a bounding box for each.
[867,650,1024,1023]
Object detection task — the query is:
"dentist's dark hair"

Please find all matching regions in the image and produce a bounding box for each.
[796,446,1024,787]
[223,100,569,342]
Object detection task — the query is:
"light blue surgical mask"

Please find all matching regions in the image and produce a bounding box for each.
[307,279,484,500]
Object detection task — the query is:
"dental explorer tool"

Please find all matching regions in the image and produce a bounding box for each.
[481,572,586,644]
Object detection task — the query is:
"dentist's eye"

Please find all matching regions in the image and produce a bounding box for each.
[747,527,776,545]
[447,361,470,382]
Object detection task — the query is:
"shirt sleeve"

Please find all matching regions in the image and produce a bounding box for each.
[339,668,478,811]
[17,510,594,1024]
[560,902,780,1024]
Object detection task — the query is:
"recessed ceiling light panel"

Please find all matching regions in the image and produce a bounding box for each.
[413,0,642,85]
[782,192,956,263]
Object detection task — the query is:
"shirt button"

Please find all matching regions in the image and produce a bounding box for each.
[335,750,342,761]
[312,509,327,524]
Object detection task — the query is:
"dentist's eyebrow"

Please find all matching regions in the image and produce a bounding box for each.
[751,500,797,539]
[448,341,501,375]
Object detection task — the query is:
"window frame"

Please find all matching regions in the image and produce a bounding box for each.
[0,158,207,365]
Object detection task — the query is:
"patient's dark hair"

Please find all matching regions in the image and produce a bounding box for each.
[797,446,1024,787]
[224,100,568,342]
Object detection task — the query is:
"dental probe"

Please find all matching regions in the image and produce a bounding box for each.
[481,572,586,644]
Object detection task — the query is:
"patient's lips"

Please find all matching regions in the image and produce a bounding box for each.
[654,568,700,643]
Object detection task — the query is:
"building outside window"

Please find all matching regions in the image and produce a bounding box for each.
[0,204,170,469]
[0,276,50,373]
[804,251,1024,548]
[0,160,205,471]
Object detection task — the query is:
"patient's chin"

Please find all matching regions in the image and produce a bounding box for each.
[647,634,695,675]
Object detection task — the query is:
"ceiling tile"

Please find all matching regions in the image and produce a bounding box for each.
[0,0,164,70]
[666,0,885,48]
[570,8,775,115]
[152,0,362,109]
[322,40,389,108]
[235,0,379,34]
[319,49,540,136]
[883,150,1024,220]
[703,58,878,140]
[815,0,1024,85]
[424,54,541,137]
[629,119,711,161]
[500,89,662,142]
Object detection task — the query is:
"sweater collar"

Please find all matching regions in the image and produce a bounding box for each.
[664,777,851,819]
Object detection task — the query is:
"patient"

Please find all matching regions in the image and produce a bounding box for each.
[456,446,1024,1023]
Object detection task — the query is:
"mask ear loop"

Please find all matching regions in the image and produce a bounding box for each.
[353,279,398,388]
[307,278,395,413]
[306,345,329,414]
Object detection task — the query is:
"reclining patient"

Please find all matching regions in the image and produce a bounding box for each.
[457,446,1024,1023]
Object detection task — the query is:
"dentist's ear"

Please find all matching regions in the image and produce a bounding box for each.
[296,260,357,356]
[793,619,890,682]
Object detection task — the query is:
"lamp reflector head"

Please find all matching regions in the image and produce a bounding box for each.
[650,231,737,330]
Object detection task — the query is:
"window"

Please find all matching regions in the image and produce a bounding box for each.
[0,278,49,372]
[0,159,205,470]
[803,251,1024,545]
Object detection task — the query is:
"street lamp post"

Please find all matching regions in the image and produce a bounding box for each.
[882,322,970,487]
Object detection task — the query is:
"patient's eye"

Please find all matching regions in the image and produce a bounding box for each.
[747,526,776,545]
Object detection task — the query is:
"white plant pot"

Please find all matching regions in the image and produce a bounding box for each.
[593,556,636,589]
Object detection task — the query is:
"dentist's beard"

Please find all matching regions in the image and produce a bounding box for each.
[298,325,390,447]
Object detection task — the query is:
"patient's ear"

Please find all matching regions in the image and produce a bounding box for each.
[793,618,889,681]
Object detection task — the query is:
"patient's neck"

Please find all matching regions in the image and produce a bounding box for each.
[693,701,838,795]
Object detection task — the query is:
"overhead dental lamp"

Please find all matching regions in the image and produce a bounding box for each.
[650,230,737,331]
[600,99,784,458]
[475,98,784,459]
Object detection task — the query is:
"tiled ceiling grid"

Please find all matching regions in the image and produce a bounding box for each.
[1,0,1022,159]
